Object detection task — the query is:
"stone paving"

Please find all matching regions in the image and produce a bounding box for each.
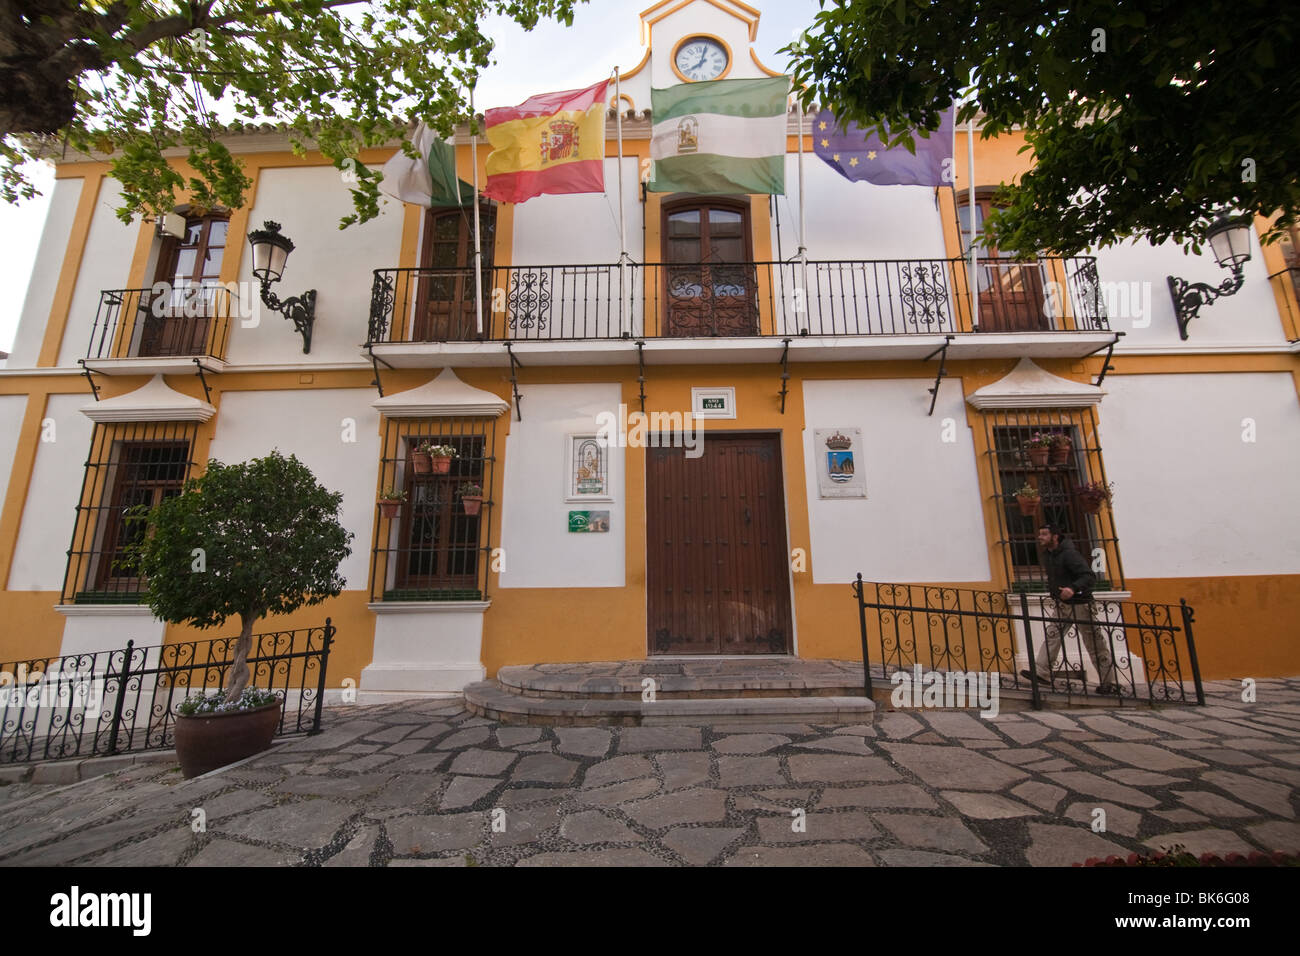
[0,678,1297,866]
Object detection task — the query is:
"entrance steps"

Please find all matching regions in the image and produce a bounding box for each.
[463,658,876,726]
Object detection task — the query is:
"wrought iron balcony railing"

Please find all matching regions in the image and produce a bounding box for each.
[86,285,233,362]
[366,256,1108,345]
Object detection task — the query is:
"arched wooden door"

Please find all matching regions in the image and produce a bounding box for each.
[661,200,759,336]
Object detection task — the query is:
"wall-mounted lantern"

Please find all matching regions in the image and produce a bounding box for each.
[247,221,317,353]
[1167,214,1254,340]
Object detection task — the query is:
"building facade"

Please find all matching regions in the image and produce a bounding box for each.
[1,0,1298,696]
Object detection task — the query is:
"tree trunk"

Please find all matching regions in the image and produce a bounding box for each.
[224,614,255,702]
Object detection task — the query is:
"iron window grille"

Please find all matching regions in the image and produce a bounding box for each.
[369,416,497,602]
[61,422,199,604]
[981,407,1124,592]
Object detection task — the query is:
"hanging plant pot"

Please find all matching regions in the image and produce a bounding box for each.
[412,452,432,474]
[1049,438,1073,465]
[462,495,483,516]
[173,699,282,779]
[1076,490,1107,513]
[1015,495,1040,516]
[1027,446,1050,467]
[379,500,402,519]
[431,456,452,475]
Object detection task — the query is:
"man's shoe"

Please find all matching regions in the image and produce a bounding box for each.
[1096,682,1121,695]
[1021,669,1054,687]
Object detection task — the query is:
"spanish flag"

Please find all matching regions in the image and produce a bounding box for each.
[483,79,610,204]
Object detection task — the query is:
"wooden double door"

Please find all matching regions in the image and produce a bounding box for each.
[647,434,793,655]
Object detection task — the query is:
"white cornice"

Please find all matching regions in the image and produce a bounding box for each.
[371,367,509,418]
[367,601,491,614]
[967,357,1104,409]
[81,374,216,422]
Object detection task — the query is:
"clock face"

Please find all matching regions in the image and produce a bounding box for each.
[675,37,728,82]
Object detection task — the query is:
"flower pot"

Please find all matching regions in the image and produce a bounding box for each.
[462,495,482,516]
[431,456,452,475]
[1077,491,1107,513]
[379,500,402,519]
[173,699,282,778]
[412,452,432,474]
[1049,439,1072,465]
[1027,446,1050,466]
[1015,496,1040,516]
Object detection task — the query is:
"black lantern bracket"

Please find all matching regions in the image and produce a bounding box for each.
[1167,266,1245,341]
[248,221,317,353]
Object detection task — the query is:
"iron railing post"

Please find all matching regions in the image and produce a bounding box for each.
[105,639,133,755]
[310,619,334,734]
[1018,592,1043,711]
[1179,599,1205,706]
[855,573,873,699]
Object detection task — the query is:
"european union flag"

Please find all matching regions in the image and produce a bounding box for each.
[813,107,955,187]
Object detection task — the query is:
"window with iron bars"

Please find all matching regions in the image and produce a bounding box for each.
[981,407,1124,592]
[61,422,199,604]
[369,416,496,602]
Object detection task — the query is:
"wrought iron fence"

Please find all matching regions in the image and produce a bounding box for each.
[87,286,232,361]
[852,578,1204,710]
[0,621,334,765]
[366,256,1108,345]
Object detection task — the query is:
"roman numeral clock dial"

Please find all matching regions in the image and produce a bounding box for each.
[674,37,728,82]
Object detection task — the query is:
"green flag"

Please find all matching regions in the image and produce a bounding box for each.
[381,122,475,207]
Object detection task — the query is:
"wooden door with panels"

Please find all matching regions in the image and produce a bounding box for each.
[957,195,1050,332]
[145,215,227,355]
[647,434,793,655]
[661,200,760,336]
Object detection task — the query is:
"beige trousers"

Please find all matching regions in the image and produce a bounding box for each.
[1039,598,1117,685]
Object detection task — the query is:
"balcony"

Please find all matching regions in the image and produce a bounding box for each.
[83,286,232,375]
[364,257,1113,367]
[1268,266,1300,340]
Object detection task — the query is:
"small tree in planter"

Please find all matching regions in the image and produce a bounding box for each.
[135,451,352,775]
[458,482,484,516]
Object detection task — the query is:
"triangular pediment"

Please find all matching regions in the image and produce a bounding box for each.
[966,358,1103,409]
[81,374,216,422]
[372,368,510,418]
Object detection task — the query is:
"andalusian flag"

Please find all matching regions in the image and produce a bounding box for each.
[380,122,474,207]
[483,80,610,203]
[649,76,789,194]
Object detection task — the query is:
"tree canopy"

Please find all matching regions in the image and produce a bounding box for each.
[787,0,1300,255]
[1,0,580,225]
[136,450,353,699]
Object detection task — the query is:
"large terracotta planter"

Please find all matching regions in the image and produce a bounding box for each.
[431,456,452,474]
[1027,446,1050,466]
[174,699,282,778]
[462,495,482,516]
[412,452,432,474]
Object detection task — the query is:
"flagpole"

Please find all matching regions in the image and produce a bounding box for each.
[470,86,484,336]
[615,67,628,338]
[966,78,979,331]
[796,92,808,335]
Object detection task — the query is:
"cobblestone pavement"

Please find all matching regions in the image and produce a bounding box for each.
[0,678,1297,867]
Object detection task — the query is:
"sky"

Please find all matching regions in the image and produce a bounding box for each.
[0,0,823,353]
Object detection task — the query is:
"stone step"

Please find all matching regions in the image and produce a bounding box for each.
[496,661,868,700]
[463,680,877,727]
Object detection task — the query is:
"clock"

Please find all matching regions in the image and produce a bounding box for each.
[674,36,729,82]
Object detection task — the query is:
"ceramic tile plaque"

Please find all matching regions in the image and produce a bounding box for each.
[568,510,610,533]
[814,427,866,498]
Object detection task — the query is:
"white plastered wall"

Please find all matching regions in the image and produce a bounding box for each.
[511,158,644,265]
[206,388,379,587]
[227,165,405,366]
[803,378,991,583]
[498,383,625,588]
[1099,372,1300,576]
[55,180,140,368]
[1094,234,1287,347]
[8,177,85,369]
[7,393,95,590]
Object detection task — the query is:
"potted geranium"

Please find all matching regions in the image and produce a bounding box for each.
[426,444,457,474]
[1049,431,1074,465]
[1075,479,1114,513]
[378,487,407,518]
[412,441,435,474]
[134,451,352,778]
[458,482,484,516]
[1013,483,1041,516]
[1024,432,1054,466]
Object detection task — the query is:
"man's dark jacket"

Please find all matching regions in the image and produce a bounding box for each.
[1042,537,1095,603]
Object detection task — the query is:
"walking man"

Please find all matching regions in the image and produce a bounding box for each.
[1020,523,1121,694]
